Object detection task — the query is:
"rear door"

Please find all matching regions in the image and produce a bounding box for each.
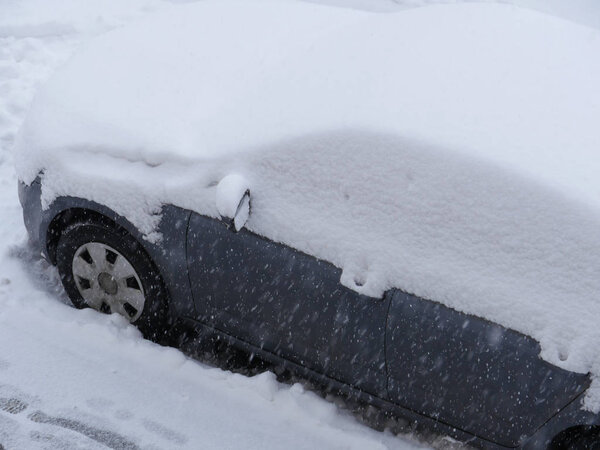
[186,213,390,396]
[386,290,589,447]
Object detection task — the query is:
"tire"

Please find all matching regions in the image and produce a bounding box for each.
[550,427,600,450]
[56,221,168,340]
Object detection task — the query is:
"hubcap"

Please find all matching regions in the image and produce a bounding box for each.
[97,272,118,295]
[72,242,145,322]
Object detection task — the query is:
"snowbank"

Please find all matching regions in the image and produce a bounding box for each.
[14,0,600,409]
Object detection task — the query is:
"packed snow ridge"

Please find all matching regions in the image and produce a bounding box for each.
[13,0,600,410]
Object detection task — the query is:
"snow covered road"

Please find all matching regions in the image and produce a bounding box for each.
[1,1,599,449]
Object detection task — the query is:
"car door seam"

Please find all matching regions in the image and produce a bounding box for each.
[383,289,394,396]
[183,210,197,314]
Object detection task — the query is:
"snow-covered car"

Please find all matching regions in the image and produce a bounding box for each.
[15,1,600,448]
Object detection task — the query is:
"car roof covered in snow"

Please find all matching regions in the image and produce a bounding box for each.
[15,0,600,205]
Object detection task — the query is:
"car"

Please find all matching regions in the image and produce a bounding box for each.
[15,1,600,448]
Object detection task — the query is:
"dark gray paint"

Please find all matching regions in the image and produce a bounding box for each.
[387,291,589,447]
[187,213,389,397]
[18,180,600,448]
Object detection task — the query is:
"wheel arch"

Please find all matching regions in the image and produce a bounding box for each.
[46,207,122,265]
[549,425,600,449]
[41,197,196,320]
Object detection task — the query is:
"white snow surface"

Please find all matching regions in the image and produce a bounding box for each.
[13,0,600,410]
[1,1,445,449]
[3,2,600,447]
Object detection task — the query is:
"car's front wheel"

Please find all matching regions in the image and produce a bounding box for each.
[56,221,168,339]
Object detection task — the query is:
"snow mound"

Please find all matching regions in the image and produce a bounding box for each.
[13,0,600,410]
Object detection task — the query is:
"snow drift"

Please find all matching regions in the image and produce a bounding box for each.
[13,0,600,409]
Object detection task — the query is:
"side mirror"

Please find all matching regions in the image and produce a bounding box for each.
[215,174,251,231]
[232,190,250,231]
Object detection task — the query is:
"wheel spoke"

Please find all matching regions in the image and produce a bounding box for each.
[111,254,137,279]
[72,255,97,281]
[111,300,138,319]
[86,243,108,271]
[80,284,105,309]
[118,287,145,312]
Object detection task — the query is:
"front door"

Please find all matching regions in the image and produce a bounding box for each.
[186,213,389,396]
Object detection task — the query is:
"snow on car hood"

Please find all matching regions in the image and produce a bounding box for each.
[14,0,600,410]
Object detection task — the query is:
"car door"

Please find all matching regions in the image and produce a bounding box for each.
[186,213,389,396]
[386,289,589,447]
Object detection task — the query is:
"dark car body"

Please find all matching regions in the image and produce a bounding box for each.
[19,178,600,448]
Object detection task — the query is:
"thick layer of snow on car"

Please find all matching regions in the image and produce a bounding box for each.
[13,0,600,410]
[311,0,600,29]
[0,1,440,448]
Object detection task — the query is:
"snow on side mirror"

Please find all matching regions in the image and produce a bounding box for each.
[215,174,251,232]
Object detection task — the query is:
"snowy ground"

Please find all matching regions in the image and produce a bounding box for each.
[1,1,599,449]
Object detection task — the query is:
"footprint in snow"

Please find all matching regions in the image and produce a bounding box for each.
[28,411,139,450]
[0,398,27,415]
[142,418,188,445]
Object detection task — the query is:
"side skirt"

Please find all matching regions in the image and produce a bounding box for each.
[172,316,509,450]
